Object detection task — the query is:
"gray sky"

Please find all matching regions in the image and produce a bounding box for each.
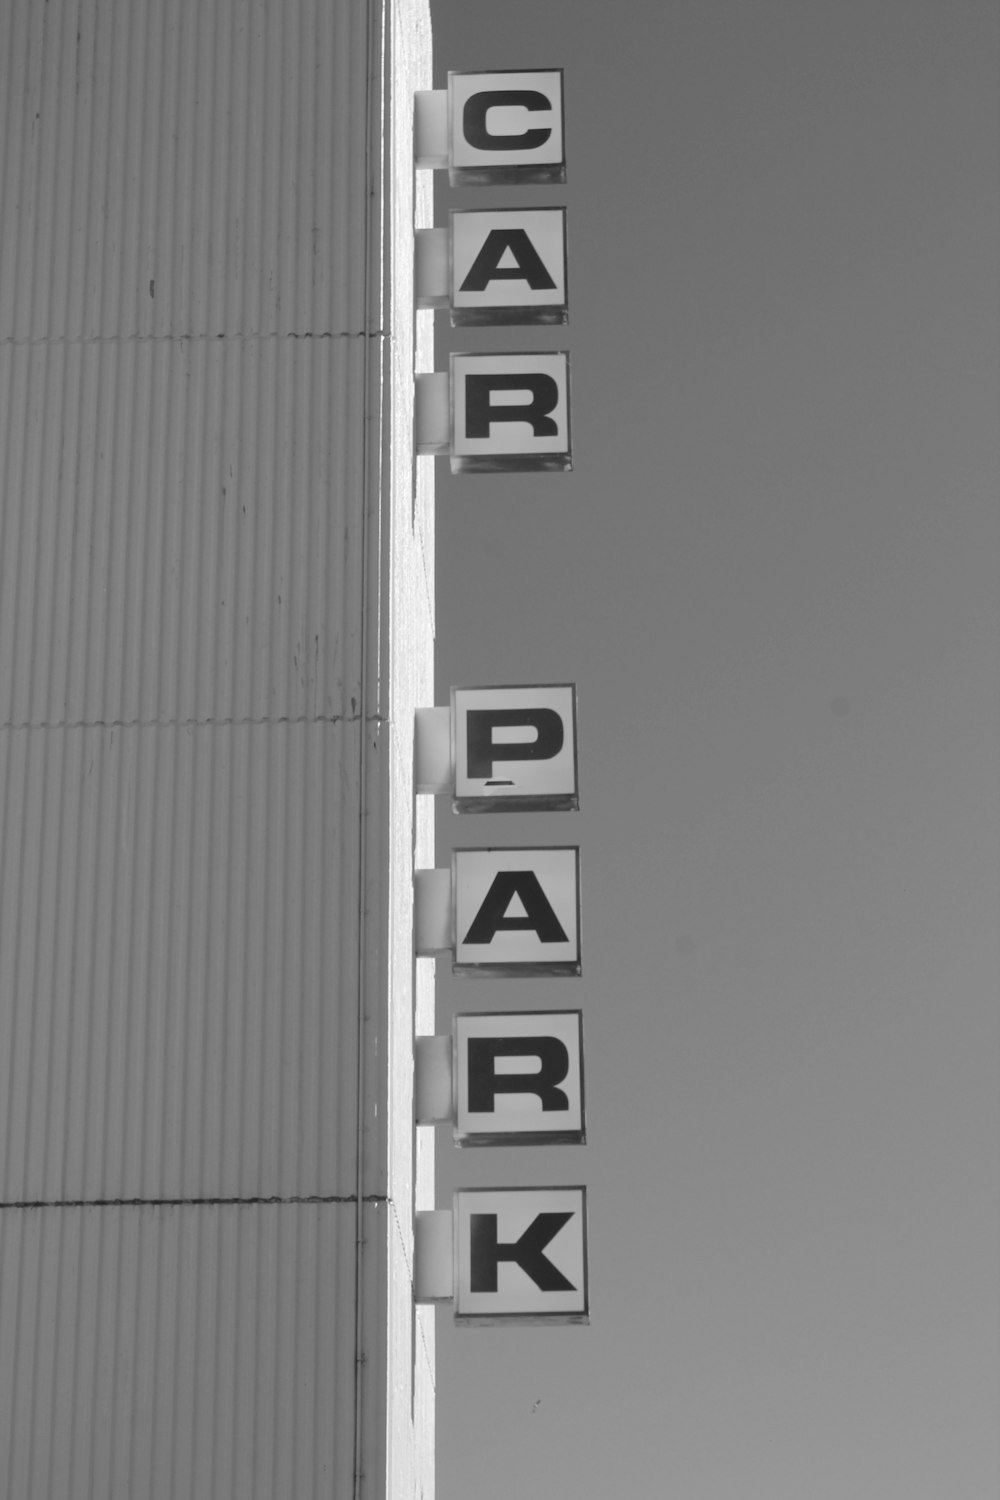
[426,2,999,1495]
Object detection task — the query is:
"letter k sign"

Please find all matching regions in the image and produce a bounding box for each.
[455,1188,588,1324]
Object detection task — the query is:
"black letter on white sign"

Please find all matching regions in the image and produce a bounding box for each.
[463,870,568,946]
[462,90,553,153]
[467,1035,571,1114]
[470,1212,575,1293]
[466,706,564,780]
[464,373,559,439]
[459,229,556,293]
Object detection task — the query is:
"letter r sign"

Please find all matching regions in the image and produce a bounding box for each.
[450,352,571,473]
[455,1011,585,1145]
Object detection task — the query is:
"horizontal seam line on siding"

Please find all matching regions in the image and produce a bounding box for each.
[0,330,387,348]
[0,713,388,732]
[0,1194,389,1210]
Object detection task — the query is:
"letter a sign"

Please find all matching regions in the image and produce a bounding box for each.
[451,208,567,325]
[453,846,581,974]
[455,1187,588,1323]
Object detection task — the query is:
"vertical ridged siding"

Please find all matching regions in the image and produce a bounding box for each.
[0,1204,359,1498]
[0,0,372,342]
[0,0,433,1493]
[0,0,376,1202]
[0,718,365,1202]
[0,236,373,733]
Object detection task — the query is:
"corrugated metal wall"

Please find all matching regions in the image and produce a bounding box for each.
[0,0,433,1493]
[0,1203,358,1496]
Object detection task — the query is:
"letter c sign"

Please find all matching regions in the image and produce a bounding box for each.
[448,70,565,184]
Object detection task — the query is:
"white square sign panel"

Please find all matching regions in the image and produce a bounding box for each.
[452,684,578,812]
[455,1011,585,1146]
[454,1187,588,1324]
[453,846,581,976]
[448,70,565,185]
[450,352,571,473]
[451,208,568,325]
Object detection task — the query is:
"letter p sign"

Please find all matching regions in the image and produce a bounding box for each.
[453,685,578,811]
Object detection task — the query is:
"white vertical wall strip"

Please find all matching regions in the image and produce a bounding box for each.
[385,1,436,1494]
[0,0,433,1493]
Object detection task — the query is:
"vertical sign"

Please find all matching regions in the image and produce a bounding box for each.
[414,61,589,1337]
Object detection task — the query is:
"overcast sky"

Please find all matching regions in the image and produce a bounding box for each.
[424,2,999,1496]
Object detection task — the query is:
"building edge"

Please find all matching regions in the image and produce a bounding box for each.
[358,1,435,1497]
